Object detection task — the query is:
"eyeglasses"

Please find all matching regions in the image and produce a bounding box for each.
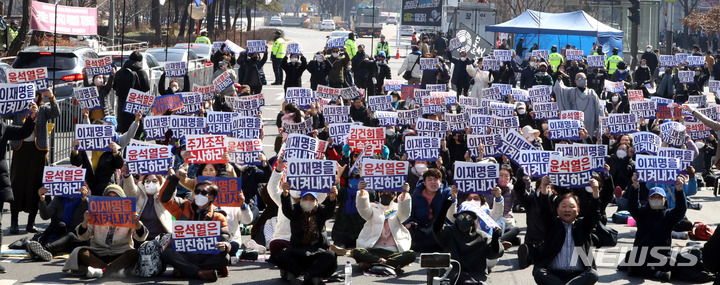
[144,179,158,184]
[194,188,209,196]
[457,213,475,221]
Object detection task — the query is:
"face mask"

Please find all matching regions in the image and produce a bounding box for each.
[379,195,394,206]
[170,87,179,93]
[385,129,395,136]
[618,69,626,74]
[460,57,467,61]
[696,142,705,149]
[455,218,474,232]
[616,150,627,159]
[576,78,587,88]
[517,109,526,115]
[612,96,620,103]
[414,164,428,175]
[238,164,249,172]
[529,62,536,67]
[315,55,323,60]
[194,194,209,207]
[649,199,664,210]
[93,78,104,87]
[538,69,547,73]
[647,48,652,52]
[300,200,316,212]
[180,150,186,158]
[332,53,340,58]
[641,64,647,68]
[290,57,299,63]
[144,183,158,195]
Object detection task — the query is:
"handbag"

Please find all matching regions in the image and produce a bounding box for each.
[403,55,420,80]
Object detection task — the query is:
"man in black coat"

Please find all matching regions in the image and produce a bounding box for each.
[432,32,447,55]
[307,52,330,90]
[641,45,659,75]
[446,49,472,96]
[351,44,370,89]
[281,54,307,93]
[365,52,392,96]
[520,56,539,89]
[112,51,150,134]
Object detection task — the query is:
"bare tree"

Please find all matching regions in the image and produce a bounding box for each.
[152,0,162,45]
[7,0,30,55]
[491,0,558,23]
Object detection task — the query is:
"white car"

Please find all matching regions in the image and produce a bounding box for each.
[399,26,415,36]
[269,16,283,26]
[319,20,335,31]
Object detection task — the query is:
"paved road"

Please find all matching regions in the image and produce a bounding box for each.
[0,25,716,284]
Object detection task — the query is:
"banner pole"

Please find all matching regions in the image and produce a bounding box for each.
[165,0,171,61]
[53,2,58,93]
[120,0,126,63]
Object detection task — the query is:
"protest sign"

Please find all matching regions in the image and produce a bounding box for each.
[285,134,319,153]
[629,100,657,119]
[415,118,449,139]
[445,113,469,133]
[232,116,262,139]
[185,135,227,164]
[426,84,447,92]
[420,91,447,115]
[285,159,336,192]
[225,96,261,116]
[212,70,234,92]
[548,119,584,140]
[489,116,519,137]
[143,116,170,139]
[481,86,502,101]
[347,125,385,155]
[511,88,530,103]
[604,80,624,93]
[193,84,215,101]
[660,121,686,147]
[606,113,637,135]
[375,111,398,127]
[632,131,662,155]
[328,122,361,146]
[687,55,705,67]
[125,145,173,175]
[172,221,221,254]
[482,59,501,71]
[656,103,683,120]
[88,196,136,228]
[198,176,243,207]
[548,155,593,187]
[448,37,462,51]
[6,67,49,91]
[532,50,550,60]
[532,102,559,120]
[497,130,537,165]
[420,58,439,70]
[695,107,718,121]
[464,107,490,116]
[469,115,492,134]
[169,115,205,139]
[685,122,713,141]
[123,88,154,115]
[628,90,644,102]
[323,105,350,124]
[490,102,516,117]
[286,42,302,55]
[675,53,689,65]
[554,143,607,171]
[688,95,706,107]
[659,55,675,67]
[400,84,420,101]
[679,70,694,84]
[559,110,584,121]
[368,95,393,112]
[454,162,498,193]
[227,138,262,165]
[467,134,502,158]
[175,92,203,115]
[517,150,560,178]
[326,37,346,49]
[405,136,440,161]
[0,83,34,115]
[587,55,605,68]
[42,167,85,197]
[635,155,680,184]
[223,40,243,53]
[529,85,552,104]
[433,91,456,107]
[493,50,512,62]
[316,85,340,101]
[658,147,693,174]
[565,49,584,61]
[384,79,404,92]
[84,57,112,76]
[152,94,184,115]
[492,83,512,97]
[246,40,267,53]
[710,80,720,94]
[458,96,479,108]
[286,87,315,109]
[361,159,409,192]
[164,62,187,77]
[397,109,422,126]
[74,86,101,110]
[282,118,314,136]
[75,124,114,151]
[206,111,238,135]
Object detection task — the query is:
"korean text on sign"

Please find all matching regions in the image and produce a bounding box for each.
[164,62,187,78]
[635,155,680,184]
[185,135,227,164]
[328,122,360,146]
[246,40,267,54]
[152,94,184,115]
[169,115,206,139]
[227,138,262,165]
[125,145,173,175]
[554,144,607,172]
[632,131,662,155]
[198,176,243,207]
[232,116,262,139]
[285,159,336,193]
[497,130,537,165]
[347,125,385,155]
[454,162,498,194]
[206,111,239,135]
[213,70,234,92]
[123,88,154,115]
[548,155,593,187]
[143,115,171,140]
[361,159,409,192]
[74,86,101,110]
[6,67,49,91]
[172,221,221,254]
[0,83,35,115]
[88,196,136,228]
[193,84,215,101]
[75,124,115,151]
[42,166,85,197]
[286,87,315,109]
[84,57,112,76]
[404,136,440,161]
[517,150,560,178]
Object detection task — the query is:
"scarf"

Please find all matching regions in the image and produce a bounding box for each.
[301,211,320,245]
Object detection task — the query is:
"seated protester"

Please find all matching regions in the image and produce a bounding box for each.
[390,92,407,111]
[404,168,451,253]
[517,103,536,130]
[350,98,371,125]
[28,185,90,261]
[645,167,699,237]
[331,168,374,249]
[276,184,338,284]
[350,182,414,274]
[434,194,504,284]
[158,73,190,95]
[122,173,172,241]
[605,92,630,114]
[483,165,518,235]
[70,140,124,196]
[406,160,427,191]
[617,172,649,211]
[230,154,271,211]
[621,179,703,282]
[219,191,255,257]
[159,170,232,282]
[516,175,553,269]
[177,161,236,192]
[611,62,634,90]
[62,185,147,278]
[607,143,634,192]
[533,177,600,285]
[448,187,520,250]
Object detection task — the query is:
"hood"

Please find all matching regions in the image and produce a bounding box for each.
[102,184,126,197]
[123,59,143,71]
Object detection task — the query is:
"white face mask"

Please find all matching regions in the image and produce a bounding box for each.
[646,48,652,52]
[180,150,186,158]
[170,87,179,93]
[237,164,249,172]
[94,78,104,87]
[612,96,620,103]
[649,199,664,210]
[332,53,340,58]
[385,129,395,136]
[641,64,647,68]
[517,109,526,115]
[315,55,323,61]
[194,194,209,207]
[290,57,299,63]
[144,183,158,195]
[414,164,428,175]
[300,200,316,212]
[461,57,467,61]
[696,142,705,149]
[529,62,537,67]
[616,149,627,159]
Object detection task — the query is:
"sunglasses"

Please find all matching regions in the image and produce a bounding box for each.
[194,189,209,196]
[144,179,158,184]
[457,213,475,221]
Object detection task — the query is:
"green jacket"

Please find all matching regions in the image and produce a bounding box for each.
[272,38,286,58]
[606,54,623,74]
[195,36,211,44]
[375,41,390,57]
[345,39,357,58]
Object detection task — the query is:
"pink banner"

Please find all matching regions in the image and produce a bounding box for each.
[31,0,97,35]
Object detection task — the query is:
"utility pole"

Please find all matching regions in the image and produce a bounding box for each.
[109,0,115,44]
[628,0,640,69]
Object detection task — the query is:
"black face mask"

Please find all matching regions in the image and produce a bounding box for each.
[456,219,474,232]
[379,195,394,206]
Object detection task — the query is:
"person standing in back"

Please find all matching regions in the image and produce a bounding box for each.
[271,30,286,85]
[112,51,150,134]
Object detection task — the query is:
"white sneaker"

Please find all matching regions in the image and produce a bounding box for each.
[245,239,267,254]
[86,267,104,278]
[113,269,126,278]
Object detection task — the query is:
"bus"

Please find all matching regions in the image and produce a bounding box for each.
[352,5,382,38]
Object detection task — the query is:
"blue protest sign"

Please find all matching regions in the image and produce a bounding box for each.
[225,96,261,116]
[606,113,637,135]
[420,58,438,70]
[404,136,441,161]
[316,85,341,101]
[659,55,675,67]
[685,122,713,141]
[123,88,154,115]
[0,83,34,115]
[328,122,361,146]
[548,119,584,140]
[286,87,315,109]
[467,134,502,158]
[152,94,184,115]
[206,111,239,135]
[675,53,689,65]
[375,111,398,127]
[629,100,657,119]
[529,85,552,104]
[227,137,263,165]
[489,102,515,117]
[286,42,302,55]
[84,57,113,76]
[246,40,267,53]
[493,50,512,62]
[489,116,519,137]
[282,118,314,136]
[445,113,469,133]
[511,88,530,103]
[636,155,680,184]
[687,55,705,67]
[481,59,501,71]
[75,124,115,151]
[678,71,694,84]
[143,116,171,139]
[458,96,478,108]
[74,87,102,111]
[517,150,560,178]
[658,147,693,175]
[175,92,203,115]
[326,37,346,49]
[198,176,243,207]
[481,86,502,101]
[172,221,221,254]
[632,131,661,155]
[469,115,492,134]
[492,83,512,97]
[532,102,559,120]
[566,49,584,61]
[42,167,85,198]
[193,84,215,102]
[368,95,393,112]
[323,105,350,124]
[212,70,234,92]
[497,130,537,165]
[285,159,336,192]
[231,116,262,139]
[397,109,422,126]
[587,55,605,68]
[426,84,447,92]
[660,121,686,148]
[169,115,205,139]
[415,118,448,139]
[454,162,498,193]
[164,62,187,78]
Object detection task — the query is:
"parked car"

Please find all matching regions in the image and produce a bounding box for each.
[329,31,352,39]
[11,46,97,98]
[235,20,247,29]
[319,20,336,31]
[386,17,398,25]
[268,16,283,26]
[399,26,415,36]
[173,43,213,60]
[97,51,164,96]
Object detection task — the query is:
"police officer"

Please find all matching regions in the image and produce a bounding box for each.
[345,33,357,58]
[548,45,564,72]
[606,47,623,75]
[375,35,390,62]
[195,30,211,44]
[271,30,286,85]
[9,20,18,42]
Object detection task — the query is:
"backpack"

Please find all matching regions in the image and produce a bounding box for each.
[690,222,715,240]
[611,211,631,224]
[134,233,171,277]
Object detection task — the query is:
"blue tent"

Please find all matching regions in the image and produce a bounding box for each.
[486,10,624,57]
